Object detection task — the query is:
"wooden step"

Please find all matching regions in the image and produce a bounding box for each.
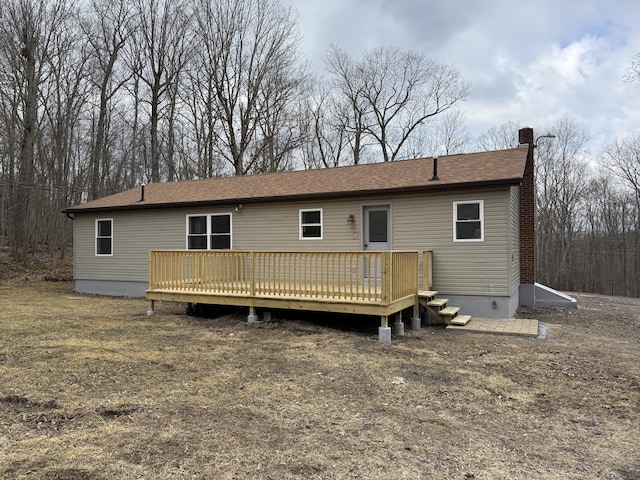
[438,306,460,325]
[426,298,448,309]
[418,290,438,300]
[450,314,471,326]
[438,306,459,317]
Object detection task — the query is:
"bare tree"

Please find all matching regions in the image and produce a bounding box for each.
[326,45,469,163]
[191,0,305,176]
[535,115,590,288]
[0,0,72,259]
[604,132,640,212]
[625,52,640,84]
[248,46,307,174]
[398,110,471,160]
[433,109,472,156]
[324,45,371,165]
[297,79,356,169]
[603,132,640,296]
[80,0,136,199]
[475,120,522,150]
[180,67,224,179]
[132,0,193,183]
[475,119,640,296]
[41,6,92,252]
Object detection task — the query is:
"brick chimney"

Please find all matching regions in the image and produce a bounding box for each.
[518,127,535,306]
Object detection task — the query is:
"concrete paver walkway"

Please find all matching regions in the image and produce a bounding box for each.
[446,317,539,337]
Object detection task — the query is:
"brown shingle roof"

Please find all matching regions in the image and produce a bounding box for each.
[64,148,528,213]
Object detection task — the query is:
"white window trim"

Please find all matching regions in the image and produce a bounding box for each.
[95,218,113,256]
[299,208,323,240]
[186,213,233,249]
[453,200,484,242]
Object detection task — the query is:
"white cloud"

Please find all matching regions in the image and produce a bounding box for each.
[286,0,640,153]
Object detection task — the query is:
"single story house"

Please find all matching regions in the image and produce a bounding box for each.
[64,128,573,328]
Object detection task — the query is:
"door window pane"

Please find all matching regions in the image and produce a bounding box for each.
[368,210,388,243]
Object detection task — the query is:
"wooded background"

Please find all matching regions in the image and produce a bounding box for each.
[1,0,638,298]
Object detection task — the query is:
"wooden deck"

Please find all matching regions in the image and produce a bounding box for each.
[146,250,427,327]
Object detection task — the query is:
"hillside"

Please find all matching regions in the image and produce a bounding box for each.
[0,246,73,284]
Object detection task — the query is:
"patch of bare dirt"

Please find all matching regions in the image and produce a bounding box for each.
[0,284,639,479]
[0,246,72,284]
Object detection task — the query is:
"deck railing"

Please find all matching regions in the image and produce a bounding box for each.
[149,250,419,305]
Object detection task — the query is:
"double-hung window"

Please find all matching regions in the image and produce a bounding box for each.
[299,209,322,240]
[453,201,484,241]
[187,214,232,249]
[95,219,113,255]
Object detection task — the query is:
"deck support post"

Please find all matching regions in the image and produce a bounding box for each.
[247,306,259,323]
[147,300,155,316]
[379,315,391,344]
[392,312,405,336]
[411,300,421,330]
[411,316,421,330]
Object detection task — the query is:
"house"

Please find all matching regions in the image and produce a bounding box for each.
[64,128,572,337]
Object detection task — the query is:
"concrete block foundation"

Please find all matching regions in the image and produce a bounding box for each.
[378,327,392,344]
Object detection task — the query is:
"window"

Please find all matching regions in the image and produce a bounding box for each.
[367,209,388,243]
[187,216,208,249]
[454,201,484,241]
[96,219,113,255]
[300,209,323,239]
[210,214,231,249]
[187,214,231,249]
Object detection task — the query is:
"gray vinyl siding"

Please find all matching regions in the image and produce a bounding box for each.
[73,187,516,296]
[391,188,512,296]
[74,209,189,282]
[233,199,361,251]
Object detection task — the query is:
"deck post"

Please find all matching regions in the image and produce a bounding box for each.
[422,250,433,290]
[411,299,421,330]
[379,315,391,344]
[147,300,155,316]
[250,252,256,297]
[248,305,259,323]
[392,311,405,336]
[381,252,392,305]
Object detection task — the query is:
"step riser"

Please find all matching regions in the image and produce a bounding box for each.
[419,290,470,327]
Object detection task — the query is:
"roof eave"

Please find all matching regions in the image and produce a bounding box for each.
[62,177,523,214]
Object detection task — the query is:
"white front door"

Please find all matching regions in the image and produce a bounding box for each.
[363,205,391,251]
[363,205,390,280]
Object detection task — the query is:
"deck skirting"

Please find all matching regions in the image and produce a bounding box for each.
[146,288,418,317]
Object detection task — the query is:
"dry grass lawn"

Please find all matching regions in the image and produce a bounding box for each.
[1,282,639,479]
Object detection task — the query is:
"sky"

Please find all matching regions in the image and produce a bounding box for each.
[284,0,640,155]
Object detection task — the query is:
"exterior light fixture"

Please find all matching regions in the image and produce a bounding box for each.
[534,134,556,147]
